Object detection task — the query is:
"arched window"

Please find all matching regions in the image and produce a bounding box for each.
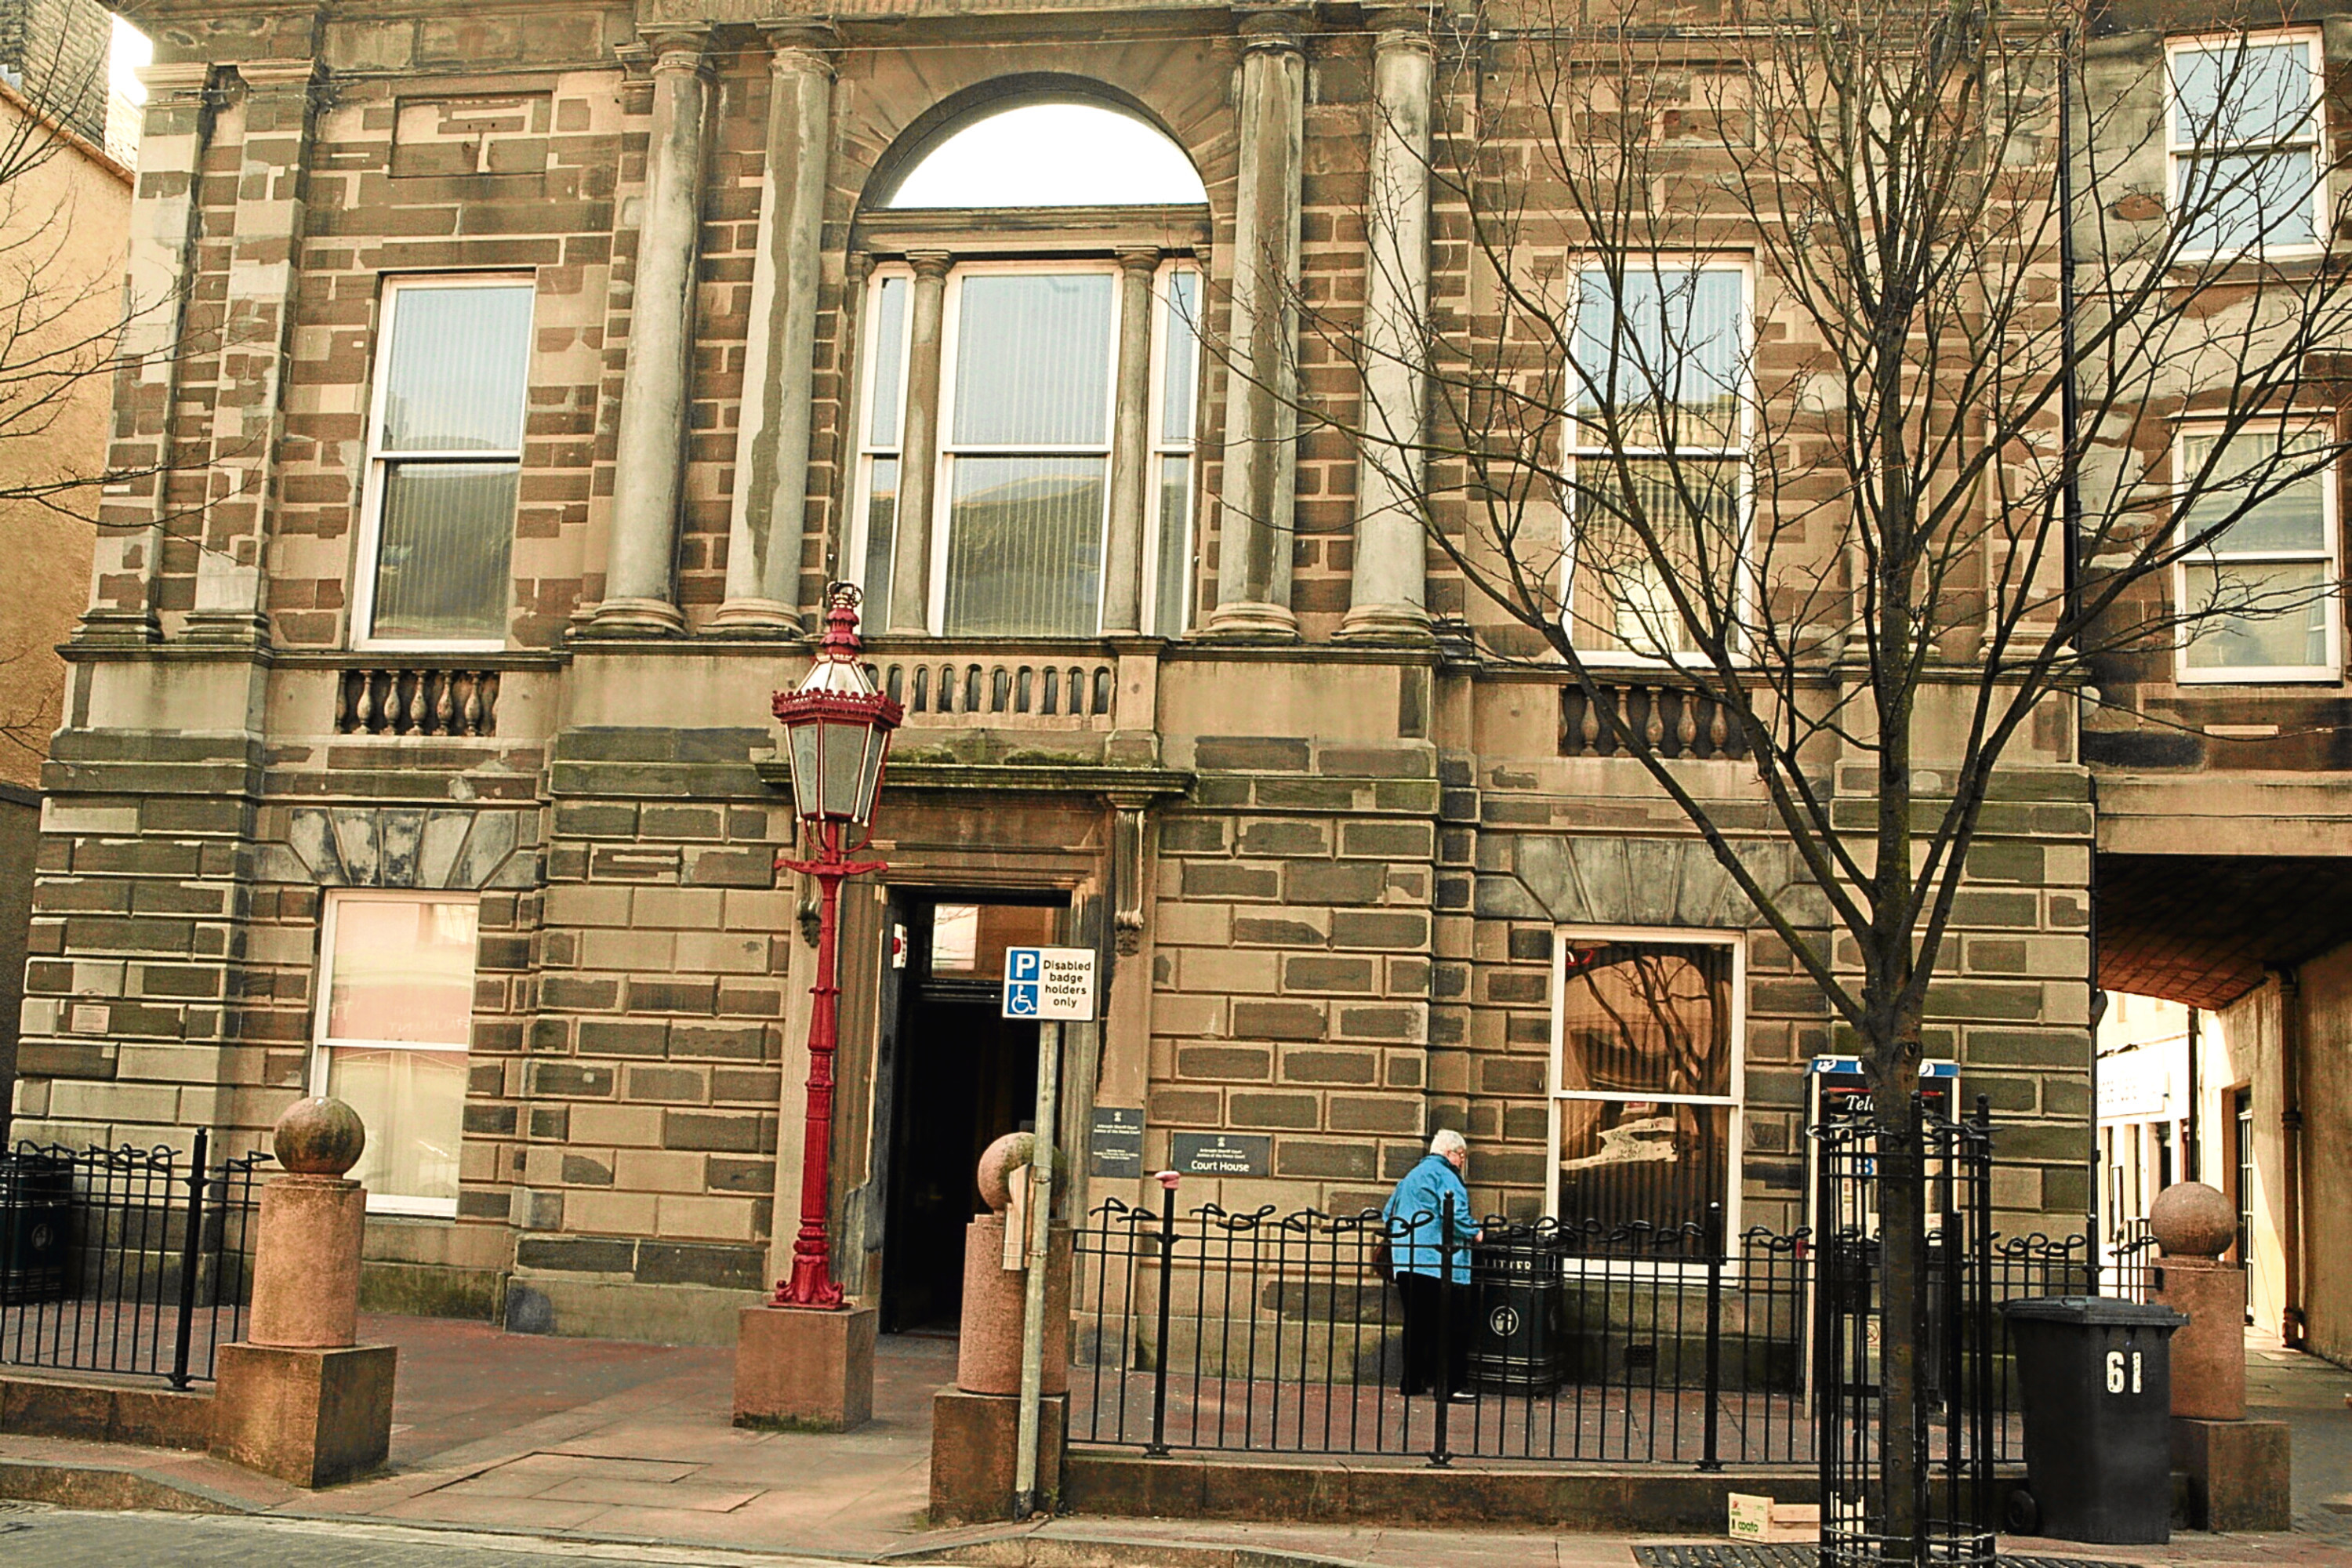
[852,97,1208,637]
[886,102,1207,208]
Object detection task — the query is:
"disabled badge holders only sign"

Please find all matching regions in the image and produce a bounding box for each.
[1001,946,1098,1022]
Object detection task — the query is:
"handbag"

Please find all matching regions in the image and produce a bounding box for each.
[1370,1236,1396,1281]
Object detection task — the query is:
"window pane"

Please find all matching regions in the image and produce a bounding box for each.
[1558,941,1733,1097]
[1556,1101,1730,1237]
[2181,432,2328,554]
[951,274,1116,446]
[942,456,1106,636]
[867,276,909,447]
[328,1045,466,1207]
[929,902,1062,979]
[2172,40,2314,148]
[1573,268,1743,446]
[2178,149,2319,253]
[381,284,533,452]
[325,898,478,1047]
[371,462,517,641]
[862,457,899,611]
[1570,458,1740,655]
[1160,270,1200,445]
[1152,453,1192,635]
[2183,561,2332,669]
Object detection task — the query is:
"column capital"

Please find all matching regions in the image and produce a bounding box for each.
[765,20,839,67]
[1369,9,1440,55]
[136,60,216,99]
[640,27,715,74]
[1116,245,1163,276]
[1234,5,1310,50]
[230,58,321,96]
[907,249,954,280]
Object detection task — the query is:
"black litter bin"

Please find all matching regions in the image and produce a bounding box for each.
[0,1153,72,1305]
[2000,1296,2187,1544]
[1469,1233,1563,1392]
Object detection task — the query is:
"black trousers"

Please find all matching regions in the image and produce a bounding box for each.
[1396,1271,1469,1397]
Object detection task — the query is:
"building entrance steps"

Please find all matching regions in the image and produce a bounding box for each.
[0,1314,2342,1566]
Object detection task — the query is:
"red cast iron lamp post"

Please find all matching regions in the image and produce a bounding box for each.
[770,583,902,1309]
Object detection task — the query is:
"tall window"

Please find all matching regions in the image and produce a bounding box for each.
[354,278,535,648]
[851,260,1202,637]
[2176,425,2340,681]
[310,893,479,1214]
[1564,263,1750,660]
[2169,33,2325,258]
[1550,931,1744,1241]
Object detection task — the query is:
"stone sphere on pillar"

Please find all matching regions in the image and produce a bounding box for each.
[2150,1181,2234,1258]
[272,1096,366,1178]
[975,1131,1063,1213]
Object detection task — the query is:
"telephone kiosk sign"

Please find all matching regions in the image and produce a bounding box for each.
[1001,946,1098,1022]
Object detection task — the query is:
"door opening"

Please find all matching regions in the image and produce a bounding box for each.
[878,893,1065,1334]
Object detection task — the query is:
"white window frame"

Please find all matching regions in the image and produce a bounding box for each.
[1145,260,1203,637]
[2172,419,2343,684]
[849,268,916,615]
[349,274,535,653]
[1559,258,1756,667]
[308,889,479,1218]
[2165,30,2328,263]
[1546,926,1747,1263]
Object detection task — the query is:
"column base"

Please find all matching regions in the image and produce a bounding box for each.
[209,1341,396,1488]
[179,609,271,645]
[2172,1416,2291,1531]
[1336,601,1435,644]
[930,1388,1065,1524]
[577,597,687,636]
[73,608,161,645]
[733,1302,875,1431]
[708,597,804,637]
[1199,599,1300,641]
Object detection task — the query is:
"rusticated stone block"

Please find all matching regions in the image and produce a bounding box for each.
[210,1341,396,1487]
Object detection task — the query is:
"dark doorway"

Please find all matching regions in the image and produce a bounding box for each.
[878,894,1065,1334]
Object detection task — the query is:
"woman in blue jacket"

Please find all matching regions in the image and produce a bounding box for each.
[1382,1129,1479,1400]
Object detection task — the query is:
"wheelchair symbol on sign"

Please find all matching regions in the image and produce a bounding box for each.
[1004,982,1040,1017]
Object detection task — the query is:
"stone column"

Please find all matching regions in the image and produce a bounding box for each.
[1340,13,1436,644]
[210,1098,397,1488]
[590,31,711,636]
[1102,248,1160,634]
[887,251,952,634]
[80,62,216,644]
[714,26,836,636]
[187,59,321,644]
[1201,8,1306,642]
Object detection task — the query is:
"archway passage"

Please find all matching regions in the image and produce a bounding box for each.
[883,100,1207,208]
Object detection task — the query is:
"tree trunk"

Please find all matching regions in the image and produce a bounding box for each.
[1876,1090,1930,1563]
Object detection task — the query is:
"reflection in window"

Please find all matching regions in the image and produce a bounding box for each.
[2177,426,2339,678]
[313,893,478,1214]
[361,279,534,644]
[2169,34,2323,257]
[927,902,1063,980]
[1552,936,1740,1240]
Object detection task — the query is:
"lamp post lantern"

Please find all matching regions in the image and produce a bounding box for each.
[770,583,902,1309]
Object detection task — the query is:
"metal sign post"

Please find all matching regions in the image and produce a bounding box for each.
[1005,946,1096,1519]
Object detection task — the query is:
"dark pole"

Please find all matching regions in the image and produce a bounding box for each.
[169,1127,207,1390]
[1700,1199,1723,1472]
[1146,1171,1178,1457]
[1430,1192,1453,1468]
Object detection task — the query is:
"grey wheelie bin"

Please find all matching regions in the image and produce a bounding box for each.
[1999,1297,2187,1544]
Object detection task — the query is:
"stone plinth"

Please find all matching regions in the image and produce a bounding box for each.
[249,1174,366,1349]
[734,1303,875,1431]
[931,1388,1065,1524]
[209,1342,395,1487]
[2152,1256,2247,1420]
[956,1214,1071,1396]
[2174,1416,2291,1532]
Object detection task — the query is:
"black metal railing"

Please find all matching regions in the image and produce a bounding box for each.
[0,1133,269,1387]
[1073,1187,1816,1467]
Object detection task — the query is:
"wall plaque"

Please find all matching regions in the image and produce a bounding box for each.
[1170,1132,1272,1178]
[1087,1107,1144,1178]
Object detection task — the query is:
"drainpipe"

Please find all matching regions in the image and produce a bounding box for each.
[2183,1007,2201,1185]
[1013,1018,1062,1517]
[2271,966,2307,1348]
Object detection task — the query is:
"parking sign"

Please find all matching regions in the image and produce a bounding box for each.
[1001,946,1097,1021]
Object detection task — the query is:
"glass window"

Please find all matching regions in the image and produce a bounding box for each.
[2177,426,2339,679]
[848,261,1203,637]
[926,902,1062,980]
[1550,935,1741,1243]
[359,279,535,646]
[312,893,478,1214]
[1564,265,1749,660]
[2169,34,2324,257]
[887,103,1207,209]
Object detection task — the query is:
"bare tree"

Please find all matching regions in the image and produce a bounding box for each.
[1261,0,2352,1555]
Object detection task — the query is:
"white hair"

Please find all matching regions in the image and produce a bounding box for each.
[1428,1129,1467,1160]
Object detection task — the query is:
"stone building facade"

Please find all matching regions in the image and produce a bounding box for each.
[22,0,2335,1347]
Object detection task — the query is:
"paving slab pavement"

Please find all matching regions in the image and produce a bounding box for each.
[0,1314,2345,1566]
